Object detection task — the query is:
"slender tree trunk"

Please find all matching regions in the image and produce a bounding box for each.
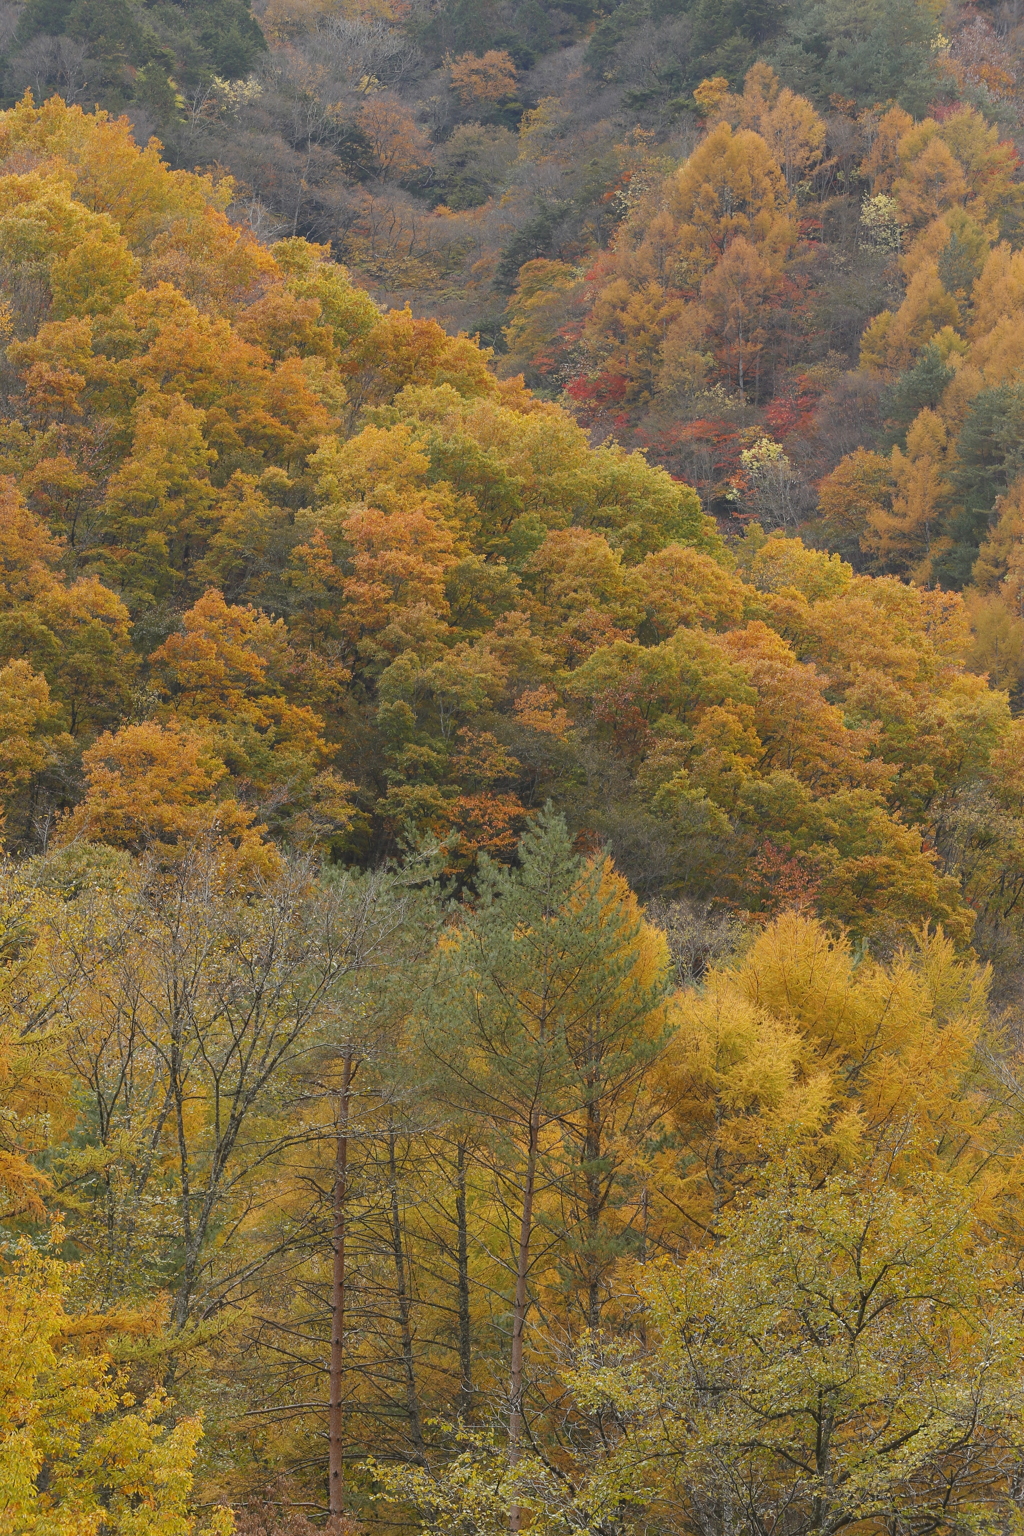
[328,1050,354,1519]
[171,1021,194,1333]
[584,1091,603,1333]
[509,1104,540,1533]
[455,1139,473,1418]
[387,1126,425,1458]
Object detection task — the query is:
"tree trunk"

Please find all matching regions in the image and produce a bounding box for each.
[387,1126,425,1459]
[509,1105,539,1533]
[455,1139,473,1418]
[584,1091,603,1333]
[328,1050,354,1519]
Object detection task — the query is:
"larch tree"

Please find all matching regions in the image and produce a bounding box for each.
[415,809,671,1522]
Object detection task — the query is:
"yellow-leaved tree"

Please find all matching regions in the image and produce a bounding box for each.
[558,1168,1024,1536]
[373,913,1024,1536]
[0,1240,233,1535]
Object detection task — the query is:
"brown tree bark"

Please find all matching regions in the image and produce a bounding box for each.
[387,1127,425,1458]
[328,1049,354,1519]
[508,1103,539,1534]
[455,1139,473,1419]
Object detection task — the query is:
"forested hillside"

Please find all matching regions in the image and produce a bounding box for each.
[9,1,1024,1531]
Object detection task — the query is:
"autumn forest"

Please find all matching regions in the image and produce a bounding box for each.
[10,0,1024,1532]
